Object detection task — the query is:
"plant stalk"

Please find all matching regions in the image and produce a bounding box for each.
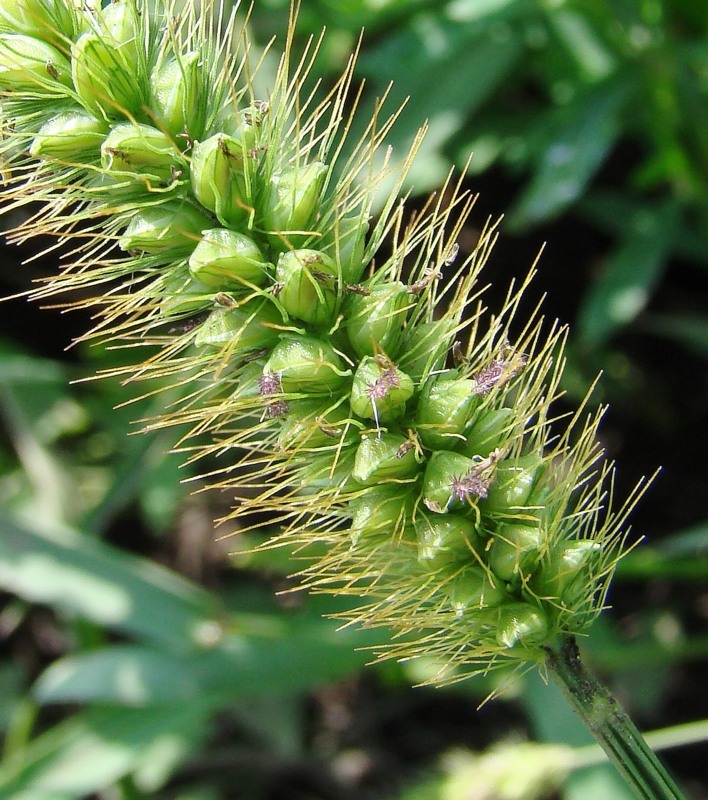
[545,634,686,800]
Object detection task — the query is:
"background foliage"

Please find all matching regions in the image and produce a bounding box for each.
[1,1,707,798]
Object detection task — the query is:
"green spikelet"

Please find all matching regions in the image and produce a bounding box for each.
[0,0,652,689]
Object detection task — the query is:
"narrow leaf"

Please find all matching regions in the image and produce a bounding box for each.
[0,514,219,652]
[0,705,209,797]
[509,77,632,228]
[356,10,524,190]
[34,618,377,706]
[577,202,677,346]
[641,313,708,359]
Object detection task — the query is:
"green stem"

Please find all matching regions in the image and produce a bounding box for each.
[544,634,686,800]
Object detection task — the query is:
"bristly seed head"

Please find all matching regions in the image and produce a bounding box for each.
[0,0,652,689]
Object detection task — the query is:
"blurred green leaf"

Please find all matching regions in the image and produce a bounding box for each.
[444,0,535,25]
[34,613,374,706]
[0,339,67,385]
[617,548,708,582]
[0,704,209,798]
[315,0,434,30]
[0,514,219,652]
[508,76,632,228]
[580,190,708,267]
[0,339,190,530]
[137,444,187,534]
[34,646,203,707]
[659,522,708,556]
[641,313,708,358]
[616,521,708,582]
[0,374,75,523]
[358,8,524,191]
[580,616,708,674]
[80,428,184,535]
[524,669,594,749]
[544,7,616,81]
[576,200,678,346]
[0,663,24,735]
[564,764,635,800]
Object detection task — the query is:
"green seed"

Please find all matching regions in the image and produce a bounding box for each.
[446,567,507,616]
[101,121,182,183]
[275,249,339,327]
[482,453,544,516]
[54,0,90,42]
[293,446,359,496]
[29,110,107,160]
[264,335,348,394]
[344,281,409,359]
[460,407,514,458]
[496,603,549,649]
[227,360,273,429]
[71,1,144,119]
[322,213,369,284]
[523,481,554,526]
[262,161,327,248]
[118,202,210,256]
[421,450,487,513]
[149,51,202,141]
[415,372,480,450]
[415,513,481,570]
[194,298,281,351]
[233,360,268,402]
[349,485,415,546]
[397,320,453,384]
[0,0,54,38]
[532,540,602,604]
[352,432,420,485]
[0,33,72,92]
[234,103,267,153]
[488,522,544,584]
[188,228,271,289]
[160,270,212,316]
[190,133,249,227]
[349,356,414,424]
[276,399,355,451]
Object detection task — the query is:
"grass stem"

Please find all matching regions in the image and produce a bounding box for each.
[545,635,686,800]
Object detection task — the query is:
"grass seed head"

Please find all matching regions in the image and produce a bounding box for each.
[0,0,652,686]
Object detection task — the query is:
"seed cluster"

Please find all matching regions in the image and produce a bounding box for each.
[0,0,646,683]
